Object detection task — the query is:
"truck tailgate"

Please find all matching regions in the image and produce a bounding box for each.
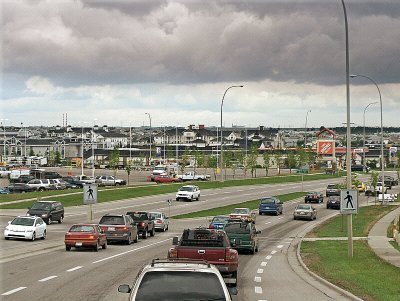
[177,247,226,263]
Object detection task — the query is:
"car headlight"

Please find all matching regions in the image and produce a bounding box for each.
[26,213,30,216]
[41,214,48,217]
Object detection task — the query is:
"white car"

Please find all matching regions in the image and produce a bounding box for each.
[4,216,47,241]
[176,185,201,202]
[149,211,169,232]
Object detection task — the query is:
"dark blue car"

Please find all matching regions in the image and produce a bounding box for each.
[208,215,230,230]
[259,197,283,216]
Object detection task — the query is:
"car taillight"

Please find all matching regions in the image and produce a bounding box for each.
[100,226,107,231]
[116,226,128,231]
[226,248,238,261]
[168,247,177,258]
[209,224,214,229]
[88,235,95,239]
[139,222,145,227]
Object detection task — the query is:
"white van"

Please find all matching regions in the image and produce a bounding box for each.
[0,166,11,178]
[10,169,31,179]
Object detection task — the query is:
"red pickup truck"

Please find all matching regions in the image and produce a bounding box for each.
[168,228,239,286]
[147,174,181,183]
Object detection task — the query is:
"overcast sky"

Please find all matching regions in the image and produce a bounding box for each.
[1,0,399,128]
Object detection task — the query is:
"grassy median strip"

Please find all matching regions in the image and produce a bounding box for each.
[0,173,333,209]
[173,192,305,219]
[301,205,400,301]
[307,205,398,237]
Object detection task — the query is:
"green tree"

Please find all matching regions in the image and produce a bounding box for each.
[109,146,120,178]
[54,151,61,166]
[274,152,282,175]
[247,144,258,178]
[263,151,271,176]
[297,149,307,168]
[370,171,379,203]
[287,151,297,173]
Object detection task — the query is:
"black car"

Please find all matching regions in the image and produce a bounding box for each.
[13,175,36,184]
[327,196,341,209]
[326,184,341,197]
[27,201,64,225]
[304,191,324,203]
[62,176,84,188]
[7,183,37,193]
[351,165,370,172]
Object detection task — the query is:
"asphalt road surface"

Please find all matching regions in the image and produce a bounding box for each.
[0,174,392,301]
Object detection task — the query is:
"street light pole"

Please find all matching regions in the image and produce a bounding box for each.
[350,74,384,187]
[362,102,378,165]
[162,124,167,162]
[78,121,87,176]
[340,0,353,257]
[145,113,152,165]
[304,110,311,148]
[220,85,244,182]
[1,119,8,162]
[92,119,97,178]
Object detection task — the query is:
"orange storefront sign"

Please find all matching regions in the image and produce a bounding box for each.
[317,141,334,156]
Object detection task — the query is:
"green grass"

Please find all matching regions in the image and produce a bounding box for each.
[0,173,335,209]
[301,241,400,301]
[173,192,305,219]
[307,205,398,237]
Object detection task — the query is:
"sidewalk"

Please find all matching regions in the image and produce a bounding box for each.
[368,205,400,268]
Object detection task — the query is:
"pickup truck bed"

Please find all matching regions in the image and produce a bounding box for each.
[168,228,238,286]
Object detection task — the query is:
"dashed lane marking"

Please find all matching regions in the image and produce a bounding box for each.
[67,266,83,272]
[254,276,262,282]
[265,221,271,225]
[265,255,272,260]
[38,276,58,282]
[271,250,277,254]
[277,245,284,249]
[260,261,267,267]
[1,287,27,296]
[257,269,264,274]
[255,286,263,294]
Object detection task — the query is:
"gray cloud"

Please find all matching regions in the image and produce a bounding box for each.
[2,0,399,87]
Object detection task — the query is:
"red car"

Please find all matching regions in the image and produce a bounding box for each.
[65,224,107,252]
[153,175,182,184]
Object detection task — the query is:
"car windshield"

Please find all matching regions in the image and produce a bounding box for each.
[31,202,51,210]
[128,212,148,221]
[149,213,161,219]
[11,217,35,226]
[260,198,275,204]
[327,184,337,189]
[307,192,318,195]
[99,216,125,225]
[224,223,251,234]
[212,216,229,223]
[233,208,249,214]
[297,205,311,210]
[179,186,194,192]
[154,166,166,171]
[135,271,225,301]
[69,225,95,233]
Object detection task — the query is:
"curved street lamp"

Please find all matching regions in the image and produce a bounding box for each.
[304,110,311,149]
[145,113,152,164]
[220,85,244,182]
[350,74,384,185]
[362,102,378,165]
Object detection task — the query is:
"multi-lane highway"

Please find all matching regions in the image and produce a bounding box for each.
[0,177,369,300]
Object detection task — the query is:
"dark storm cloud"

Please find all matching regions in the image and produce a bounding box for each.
[2,0,399,87]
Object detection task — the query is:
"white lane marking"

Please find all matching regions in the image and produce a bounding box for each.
[277,245,284,249]
[92,238,171,264]
[266,255,272,260]
[2,287,27,296]
[260,261,267,267]
[255,286,263,294]
[38,276,58,282]
[265,221,271,225]
[67,266,83,272]
[257,269,264,274]
[254,276,262,282]
[271,250,277,254]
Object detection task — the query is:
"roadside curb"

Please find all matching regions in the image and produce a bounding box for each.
[290,212,364,301]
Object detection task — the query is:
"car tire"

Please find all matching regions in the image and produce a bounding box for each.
[47,216,52,225]
[275,211,279,216]
[39,187,45,192]
[5,237,9,240]
[231,271,238,287]
[134,233,138,243]
[127,234,132,245]
[197,194,200,201]
[31,232,36,241]
[41,230,46,240]
[166,224,169,231]
[102,241,107,249]
[65,245,71,251]
[58,216,63,224]
[94,241,99,252]
[142,230,147,239]
[150,228,155,237]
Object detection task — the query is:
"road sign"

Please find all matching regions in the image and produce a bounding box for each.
[167,199,172,206]
[340,189,358,214]
[83,184,98,204]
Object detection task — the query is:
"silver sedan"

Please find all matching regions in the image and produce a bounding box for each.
[293,204,317,221]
